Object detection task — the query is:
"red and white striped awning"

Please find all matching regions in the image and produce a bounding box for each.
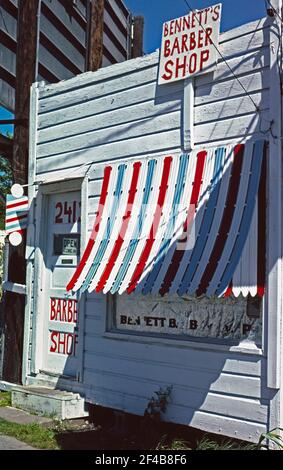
[67,140,266,298]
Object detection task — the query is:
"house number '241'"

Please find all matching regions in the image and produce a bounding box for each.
[55,200,81,224]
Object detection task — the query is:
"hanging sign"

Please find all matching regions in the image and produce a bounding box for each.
[5,184,29,246]
[158,3,222,84]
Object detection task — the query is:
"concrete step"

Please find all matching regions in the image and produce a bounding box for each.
[11,386,88,420]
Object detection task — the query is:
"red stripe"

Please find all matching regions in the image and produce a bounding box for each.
[196,144,245,297]
[95,162,142,292]
[159,151,207,296]
[257,145,266,297]
[223,282,233,298]
[8,229,25,235]
[127,156,173,294]
[6,199,28,210]
[66,166,112,292]
[6,214,28,224]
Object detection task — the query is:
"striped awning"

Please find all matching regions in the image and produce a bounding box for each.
[67,140,266,298]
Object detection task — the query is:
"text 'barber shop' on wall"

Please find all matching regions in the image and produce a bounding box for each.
[158,3,222,84]
[49,298,78,356]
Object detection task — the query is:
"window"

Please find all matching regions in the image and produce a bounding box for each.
[108,293,262,346]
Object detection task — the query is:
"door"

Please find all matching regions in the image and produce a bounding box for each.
[42,190,82,378]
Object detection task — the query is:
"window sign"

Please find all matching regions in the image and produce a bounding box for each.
[53,234,80,256]
[112,294,262,345]
[63,237,79,255]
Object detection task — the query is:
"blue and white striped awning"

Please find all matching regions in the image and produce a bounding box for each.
[67,140,266,298]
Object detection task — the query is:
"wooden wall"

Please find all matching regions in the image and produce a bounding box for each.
[27,17,275,442]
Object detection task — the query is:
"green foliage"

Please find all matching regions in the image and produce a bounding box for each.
[144,385,173,420]
[0,418,59,450]
[196,436,256,450]
[0,155,12,193]
[0,153,13,230]
[0,392,12,407]
[156,436,191,450]
[256,428,283,450]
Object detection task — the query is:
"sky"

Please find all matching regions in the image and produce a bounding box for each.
[125,0,267,53]
[0,107,13,136]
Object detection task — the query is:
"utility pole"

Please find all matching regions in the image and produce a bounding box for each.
[2,0,40,383]
[132,16,144,58]
[87,1,144,69]
[87,0,105,72]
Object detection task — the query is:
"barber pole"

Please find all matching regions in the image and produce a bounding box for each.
[5,191,29,246]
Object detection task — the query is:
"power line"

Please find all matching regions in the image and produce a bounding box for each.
[182,0,260,113]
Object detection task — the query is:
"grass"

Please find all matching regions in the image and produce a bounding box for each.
[0,394,281,450]
[196,437,256,450]
[0,391,59,449]
[0,418,59,450]
[156,435,257,451]
[156,436,191,450]
[0,391,12,407]
[256,428,283,450]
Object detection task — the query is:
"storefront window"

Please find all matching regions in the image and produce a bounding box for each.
[109,294,262,346]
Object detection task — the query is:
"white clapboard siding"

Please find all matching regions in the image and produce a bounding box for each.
[35,17,271,176]
[82,362,265,403]
[195,91,269,124]
[86,386,267,441]
[37,111,181,157]
[0,0,131,111]
[82,326,263,377]
[29,18,273,442]
[37,81,183,129]
[38,98,182,143]
[38,64,158,112]
[38,37,269,114]
[39,16,271,98]
[36,131,182,174]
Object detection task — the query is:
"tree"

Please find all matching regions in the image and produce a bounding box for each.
[0,132,13,230]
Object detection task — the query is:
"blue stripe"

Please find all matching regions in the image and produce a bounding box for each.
[81,164,126,292]
[6,194,17,203]
[6,220,27,231]
[6,208,28,215]
[215,140,264,296]
[110,159,156,294]
[178,148,225,296]
[142,154,189,294]
[6,195,28,204]
[6,210,28,217]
